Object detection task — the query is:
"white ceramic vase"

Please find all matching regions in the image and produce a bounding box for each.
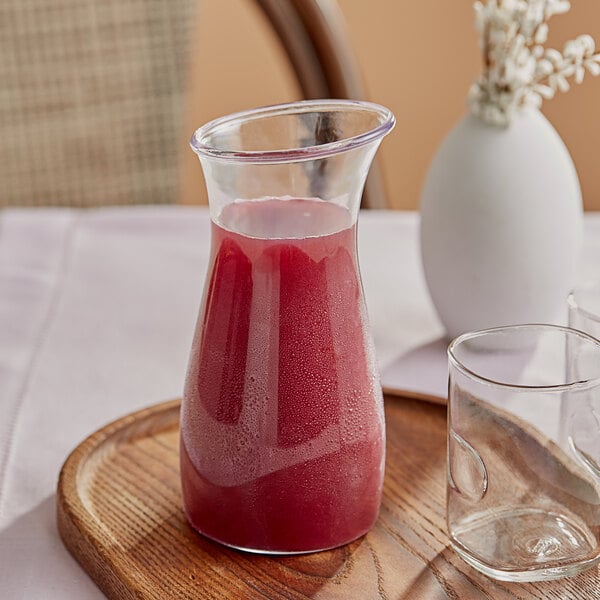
[420,108,583,340]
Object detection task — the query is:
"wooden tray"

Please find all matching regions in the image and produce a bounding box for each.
[57,394,599,599]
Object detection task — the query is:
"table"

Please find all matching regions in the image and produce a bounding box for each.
[1,206,600,598]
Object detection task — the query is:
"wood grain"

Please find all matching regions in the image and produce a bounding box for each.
[56,395,600,599]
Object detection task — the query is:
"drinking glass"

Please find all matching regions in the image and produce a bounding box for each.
[448,324,600,582]
[181,100,395,554]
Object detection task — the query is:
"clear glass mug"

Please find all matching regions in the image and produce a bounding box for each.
[448,324,600,582]
[180,100,395,554]
[568,280,600,340]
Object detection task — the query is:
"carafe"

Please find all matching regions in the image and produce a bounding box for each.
[181,100,395,554]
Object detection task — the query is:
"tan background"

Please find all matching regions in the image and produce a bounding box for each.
[181,0,600,211]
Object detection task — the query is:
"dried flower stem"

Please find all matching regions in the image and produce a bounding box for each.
[469,0,600,126]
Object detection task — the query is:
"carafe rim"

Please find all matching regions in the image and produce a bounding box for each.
[190,99,395,164]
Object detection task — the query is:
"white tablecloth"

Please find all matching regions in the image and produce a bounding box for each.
[1,206,599,598]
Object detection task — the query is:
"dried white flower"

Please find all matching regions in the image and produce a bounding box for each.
[469,0,600,126]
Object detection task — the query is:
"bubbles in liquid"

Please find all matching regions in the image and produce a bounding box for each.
[181,198,384,550]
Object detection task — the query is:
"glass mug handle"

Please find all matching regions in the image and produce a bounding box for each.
[566,397,600,479]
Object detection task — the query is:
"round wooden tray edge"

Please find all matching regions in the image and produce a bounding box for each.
[382,387,447,405]
[57,398,182,503]
[56,399,182,600]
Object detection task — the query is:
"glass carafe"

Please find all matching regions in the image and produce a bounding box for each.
[181,100,395,554]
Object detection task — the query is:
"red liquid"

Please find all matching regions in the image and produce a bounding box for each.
[180,198,385,553]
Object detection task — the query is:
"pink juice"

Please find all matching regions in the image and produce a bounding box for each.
[180,198,385,553]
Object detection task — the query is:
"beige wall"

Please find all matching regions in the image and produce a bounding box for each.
[181,0,600,210]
